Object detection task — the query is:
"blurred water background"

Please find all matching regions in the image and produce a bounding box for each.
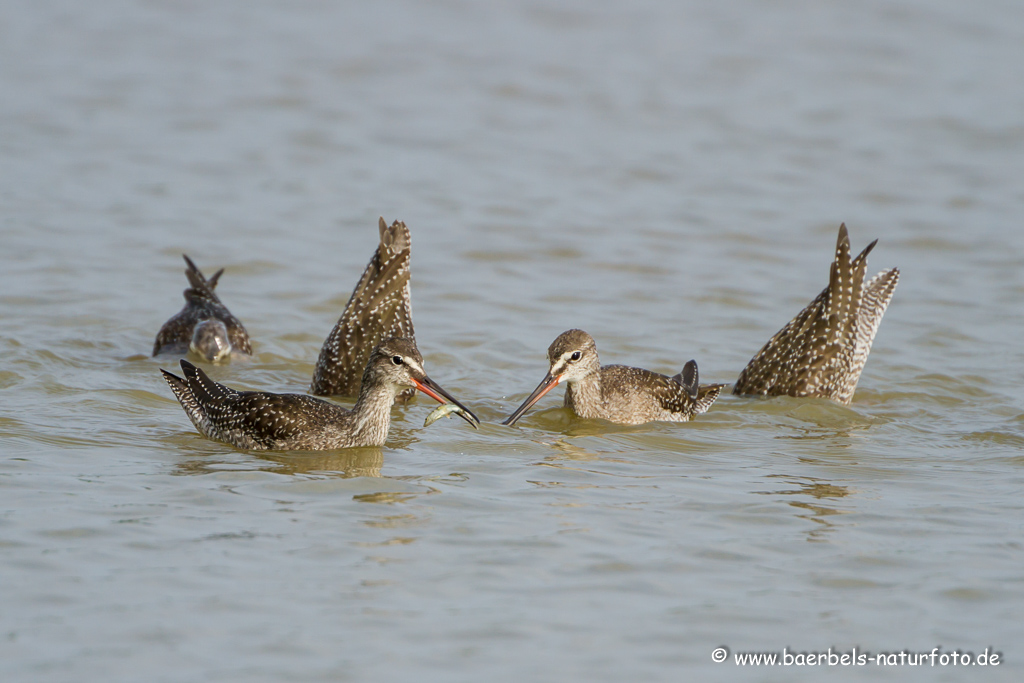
[2,0,1023,680]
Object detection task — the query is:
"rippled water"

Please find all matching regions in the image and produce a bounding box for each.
[3,0,1024,680]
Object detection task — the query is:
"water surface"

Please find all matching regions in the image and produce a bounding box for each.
[2,1,1023,681]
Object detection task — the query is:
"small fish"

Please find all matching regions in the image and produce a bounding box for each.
[424,403,473,428]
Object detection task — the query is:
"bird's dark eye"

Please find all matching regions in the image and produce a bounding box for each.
[391,355,403,365]
[570,351,582,361]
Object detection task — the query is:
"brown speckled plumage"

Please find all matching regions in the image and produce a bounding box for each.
[733,224,899,404]
[162,338,478,451]
[153,255,252,361]
[310,218,415,400]
[503,329,725,426]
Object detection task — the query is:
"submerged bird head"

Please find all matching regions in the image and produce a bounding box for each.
[502,329,600,426]
[189,319,232,363]
[365,337,479,428]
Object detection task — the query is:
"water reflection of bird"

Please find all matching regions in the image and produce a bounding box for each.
[311,218,416,401]
[255,448,385,478]
[503,329,725,426]
[734,224,899,404]
[173,448,385,478]
[153,255,252,363]
[162,338,478,451]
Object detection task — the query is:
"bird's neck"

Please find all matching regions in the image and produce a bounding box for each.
[564,369,603,417]
[350,382,399,445]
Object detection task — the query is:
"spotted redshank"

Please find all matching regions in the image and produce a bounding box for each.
[310,218,415,401]
[154,255,252,362]
[162,337,478,450]
[503,329,725,426]
[733,223,899,404]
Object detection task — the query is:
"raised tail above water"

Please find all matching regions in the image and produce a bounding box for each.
[153,254,252,360]
[733,224,899,405]
[310,218,416,399]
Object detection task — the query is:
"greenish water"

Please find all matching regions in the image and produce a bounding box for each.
[2,1,1023,681]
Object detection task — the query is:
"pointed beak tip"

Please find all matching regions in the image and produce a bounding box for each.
[457,408,481,429]
[413,376,480,430]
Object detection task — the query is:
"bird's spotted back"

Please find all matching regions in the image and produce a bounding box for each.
[153,255,252,357]
[162,360,377,450]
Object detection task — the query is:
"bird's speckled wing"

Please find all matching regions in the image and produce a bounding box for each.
[165,361,349,449]
[733,224,898,404]
[692,384,726,414]
[846,267,899,402]
[595,365,721,422]
[650,373,724,417]
[310,219,415,397]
